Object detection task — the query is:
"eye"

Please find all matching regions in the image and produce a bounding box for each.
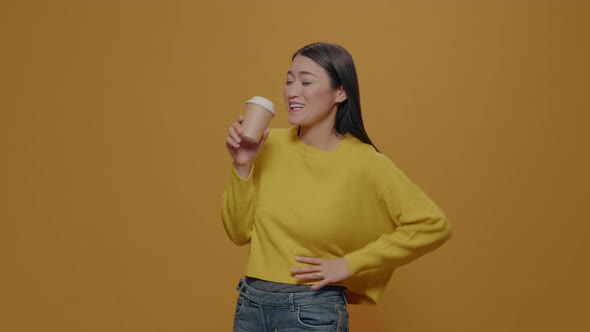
[302,81,311,86]
[285,80,293,85]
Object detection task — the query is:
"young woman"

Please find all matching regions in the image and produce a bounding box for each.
[222,42,452,332]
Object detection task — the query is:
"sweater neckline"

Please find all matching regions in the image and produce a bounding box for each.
[289,127,354,159]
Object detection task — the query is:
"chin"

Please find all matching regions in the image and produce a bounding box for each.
[287,113,303,126]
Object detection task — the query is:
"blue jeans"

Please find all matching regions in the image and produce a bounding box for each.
[233,278,349,331]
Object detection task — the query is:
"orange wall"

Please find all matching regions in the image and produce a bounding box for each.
[2,1,589,331]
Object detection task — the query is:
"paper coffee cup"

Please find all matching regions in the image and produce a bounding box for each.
[241,96,276,143]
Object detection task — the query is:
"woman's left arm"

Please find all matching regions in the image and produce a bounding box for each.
[291,174,452,289]
[345,174,453,276]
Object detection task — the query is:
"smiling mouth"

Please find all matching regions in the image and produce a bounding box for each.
[289,103,304,112]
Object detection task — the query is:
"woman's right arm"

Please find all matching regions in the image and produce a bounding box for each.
[221,116,270,245]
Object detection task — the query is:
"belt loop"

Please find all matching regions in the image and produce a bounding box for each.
[289,293,295,311]
[342,291,348,306]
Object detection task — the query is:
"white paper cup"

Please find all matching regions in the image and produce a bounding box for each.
[241,96,276,143]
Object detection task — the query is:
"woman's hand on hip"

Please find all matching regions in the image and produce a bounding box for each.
[290,256,351,290]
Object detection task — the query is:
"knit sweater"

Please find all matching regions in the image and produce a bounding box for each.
[221,127,452,304]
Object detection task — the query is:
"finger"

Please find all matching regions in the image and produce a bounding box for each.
[237,115,244,123]
[228,126,242,144]
[232,121,244,136]
[295,256,323,265]
[291,266,321,274]
[226,136,239,149]
[258,128,271,145]
[310,280,330,290]
[294,272,325,280]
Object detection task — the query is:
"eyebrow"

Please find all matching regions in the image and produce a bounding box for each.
[287,70,318,77]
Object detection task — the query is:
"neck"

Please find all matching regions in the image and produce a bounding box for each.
[298,122,343,152]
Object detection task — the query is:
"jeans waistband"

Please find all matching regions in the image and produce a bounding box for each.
[236,278,347,307]
[245,276,347,293]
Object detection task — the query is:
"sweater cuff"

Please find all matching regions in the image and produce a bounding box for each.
[344,250,381,276]
[232,163,254,181]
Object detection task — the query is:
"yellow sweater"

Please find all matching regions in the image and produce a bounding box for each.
[222,127,452,304]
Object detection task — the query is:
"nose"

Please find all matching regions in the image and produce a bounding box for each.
[285,82,300,99]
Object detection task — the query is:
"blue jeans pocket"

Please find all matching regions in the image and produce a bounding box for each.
[234,295,245,316]
[296,303,344,329]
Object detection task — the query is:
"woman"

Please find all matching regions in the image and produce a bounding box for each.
[222,42,452,331]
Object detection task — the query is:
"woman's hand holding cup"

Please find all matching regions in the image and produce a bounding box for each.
[225,115,271,179]
[225,96,275,178]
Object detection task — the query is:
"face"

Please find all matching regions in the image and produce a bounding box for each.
[284,55,347,128]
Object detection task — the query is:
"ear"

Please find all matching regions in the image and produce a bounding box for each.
[335,86,347,103]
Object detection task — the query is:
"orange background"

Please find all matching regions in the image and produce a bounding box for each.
[2,1,589,331]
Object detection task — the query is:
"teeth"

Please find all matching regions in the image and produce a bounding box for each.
[290,104,304,109]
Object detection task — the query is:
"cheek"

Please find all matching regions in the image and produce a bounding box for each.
[306,88,333,105]
[283,86,291,103]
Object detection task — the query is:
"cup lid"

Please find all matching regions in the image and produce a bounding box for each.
[246,96,276,115]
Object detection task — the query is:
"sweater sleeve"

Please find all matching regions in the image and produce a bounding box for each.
[221,165,257,246]
[344,174,453,275]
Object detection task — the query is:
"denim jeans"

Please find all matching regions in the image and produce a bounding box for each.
[233,278,349,331]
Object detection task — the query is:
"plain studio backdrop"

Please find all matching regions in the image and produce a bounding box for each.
[1,1,588,331]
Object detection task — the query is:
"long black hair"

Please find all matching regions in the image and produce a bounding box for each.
[292,42,378,151]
